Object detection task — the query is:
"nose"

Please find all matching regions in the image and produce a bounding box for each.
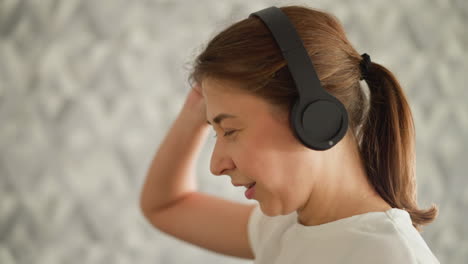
[210,140,235,176]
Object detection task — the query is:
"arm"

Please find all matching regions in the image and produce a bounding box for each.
[138,85,256,260]
[139,85,210,213]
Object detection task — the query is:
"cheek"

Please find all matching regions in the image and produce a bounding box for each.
[247,153,313,200]
[237,134,282,179]
[236,127,306,190]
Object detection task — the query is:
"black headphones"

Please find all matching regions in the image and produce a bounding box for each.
[249,6,348,151]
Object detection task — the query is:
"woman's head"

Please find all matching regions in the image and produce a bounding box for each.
[189,4,438,231]
[202,76,330,217]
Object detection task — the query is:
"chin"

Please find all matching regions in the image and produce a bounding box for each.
[259,204,285,217]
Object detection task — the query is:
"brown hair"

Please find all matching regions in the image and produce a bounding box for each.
[187,4,438,231]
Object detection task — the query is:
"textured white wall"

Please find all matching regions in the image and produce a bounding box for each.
[0,0,467,263]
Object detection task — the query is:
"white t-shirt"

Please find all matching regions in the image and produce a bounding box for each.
[247,205,440,263]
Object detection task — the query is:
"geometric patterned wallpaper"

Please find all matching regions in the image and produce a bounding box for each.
[0,0,467,263]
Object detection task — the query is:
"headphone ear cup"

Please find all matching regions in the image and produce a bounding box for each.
[290,97,348,150]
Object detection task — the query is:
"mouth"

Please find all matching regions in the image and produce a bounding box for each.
[245,182,256,199]
[233,181,257,188]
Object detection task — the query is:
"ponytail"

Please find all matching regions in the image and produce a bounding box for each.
[357,61,438,232]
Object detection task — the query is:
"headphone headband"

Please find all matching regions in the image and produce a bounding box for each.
[249,6,349,151]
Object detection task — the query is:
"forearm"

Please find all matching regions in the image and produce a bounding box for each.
[139,100,210,213]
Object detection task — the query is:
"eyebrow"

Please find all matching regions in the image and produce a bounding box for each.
[206,113,237,126]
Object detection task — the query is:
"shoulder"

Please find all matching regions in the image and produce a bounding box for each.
[345,230,417,263]
[345,209,440,264]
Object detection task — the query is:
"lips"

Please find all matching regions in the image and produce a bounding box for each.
[233,181,256,188]
[245,182,256,199]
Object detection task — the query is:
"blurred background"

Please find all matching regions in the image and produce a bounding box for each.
[0,0,467,263]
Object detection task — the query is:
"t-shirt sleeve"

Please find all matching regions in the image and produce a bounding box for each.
[247,204,263,257]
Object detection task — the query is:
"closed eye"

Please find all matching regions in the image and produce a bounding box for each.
[213,130,236,138]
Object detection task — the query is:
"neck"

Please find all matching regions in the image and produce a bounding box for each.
[296,134,391,226]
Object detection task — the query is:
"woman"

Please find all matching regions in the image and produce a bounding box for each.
[140,4,439,263]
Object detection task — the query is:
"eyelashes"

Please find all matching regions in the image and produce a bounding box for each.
[213,130,236,138]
